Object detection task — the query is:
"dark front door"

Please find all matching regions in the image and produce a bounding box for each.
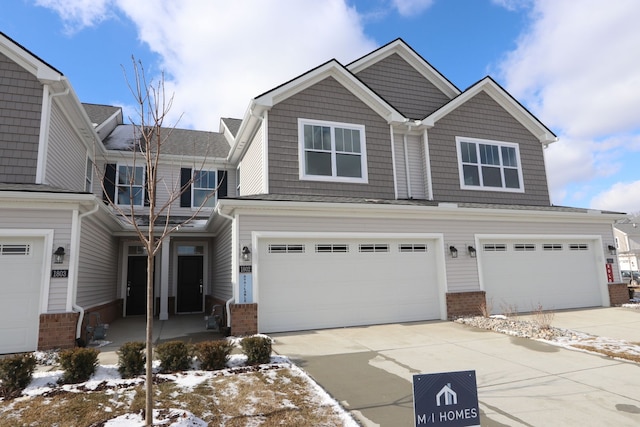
[126,256,148,316]
[177,255,203,312]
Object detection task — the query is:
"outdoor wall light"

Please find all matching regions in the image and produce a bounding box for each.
[241,246,251,262]
[449,245,458,258]
[468,245,477,258]
[608,245,616,255]
[53,246,66,264]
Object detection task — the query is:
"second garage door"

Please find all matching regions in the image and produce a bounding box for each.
[257,237,443,333]
[480,238,604,314]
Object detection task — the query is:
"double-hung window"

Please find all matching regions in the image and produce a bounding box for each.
[192,170,217,208]
[116,165,145,206]
[456,137,524,192]
[298,118,368,183]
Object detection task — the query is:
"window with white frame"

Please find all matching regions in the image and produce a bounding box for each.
[116,165,145,206]
[456,137,524,192]
[298,118,368,183]
[192,170,217,208]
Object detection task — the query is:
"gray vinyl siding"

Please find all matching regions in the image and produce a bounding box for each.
[45,101,87,191]
[76,217,118,308]
[0,207,72,311]
[212,221,233,301]
[239,124,265,196]
[238,212,614,293]
[354,53,451,119]
[0,52,42,183]
[267,77,395,199]
[429,92,551,206]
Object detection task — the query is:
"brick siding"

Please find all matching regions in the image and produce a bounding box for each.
[608,283,631,306]
[230,303,257,336]
[38,312,79,350]
[446,291,487,319]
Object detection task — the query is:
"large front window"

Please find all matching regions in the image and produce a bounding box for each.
[116,165,145,206]
[298,119,368,183]
[192,170,217,208]
[456,137,524,192]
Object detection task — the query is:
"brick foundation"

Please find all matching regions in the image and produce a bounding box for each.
[230,303,257,336]
[608,283,630,306]
[38,312,79,350]
[446,291,487,319]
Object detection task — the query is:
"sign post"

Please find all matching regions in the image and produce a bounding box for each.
[413,370,480,426]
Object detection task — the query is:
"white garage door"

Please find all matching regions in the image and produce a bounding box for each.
[0,237,44,353]
[480,239,603,314]
[257,237,442,333]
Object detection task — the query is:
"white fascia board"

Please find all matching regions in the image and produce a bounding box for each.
[427,78,557,145]
[254,61,405,124]
[216,199,625,224]
[347,39,460,99]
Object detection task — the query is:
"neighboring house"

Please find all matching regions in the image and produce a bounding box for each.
[614,220,640,274]
[0,33,628,354]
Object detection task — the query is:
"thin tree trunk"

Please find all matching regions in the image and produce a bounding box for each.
[145,230,154,426]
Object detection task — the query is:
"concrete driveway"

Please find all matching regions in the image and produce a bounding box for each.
[271,307,640,426]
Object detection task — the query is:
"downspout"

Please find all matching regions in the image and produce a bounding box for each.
[214,205,236,328]
[72,202,100,341]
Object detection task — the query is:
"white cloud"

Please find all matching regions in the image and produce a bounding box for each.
[38,0,377,129]
[390,0,434,17]
[35,0,112,32]
[590,181,640,214]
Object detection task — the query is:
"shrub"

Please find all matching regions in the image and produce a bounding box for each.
[0,353,36,398]
[155,341,191,373]
[240,335,272,365]
[193,340,234,371]
[117,341,146,378]
[58,347,99,384]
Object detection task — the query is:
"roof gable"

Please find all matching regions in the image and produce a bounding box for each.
[0,31,62,82]
[425,77,557,144]
[347,38,460,100]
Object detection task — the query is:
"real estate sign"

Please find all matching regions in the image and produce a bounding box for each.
[413,370,480,426]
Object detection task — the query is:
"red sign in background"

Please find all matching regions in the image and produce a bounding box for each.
[606,264,614,283]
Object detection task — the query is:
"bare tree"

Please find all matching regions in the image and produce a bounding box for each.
[98,58,219,426]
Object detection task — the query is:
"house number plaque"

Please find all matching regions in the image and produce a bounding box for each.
[51,269,69,278]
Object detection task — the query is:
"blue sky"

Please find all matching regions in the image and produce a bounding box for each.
[3,0,640,214]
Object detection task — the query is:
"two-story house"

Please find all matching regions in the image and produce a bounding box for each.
[0,33,627,354]
[614,220,640,275]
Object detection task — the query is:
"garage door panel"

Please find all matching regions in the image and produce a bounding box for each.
[481,239,602,314]
[258,238,441,333]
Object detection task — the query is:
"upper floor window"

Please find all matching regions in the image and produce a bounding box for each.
[192,170,217,208]
[117,165,145,206]
[298,118,368,183]
[456,137,524,192]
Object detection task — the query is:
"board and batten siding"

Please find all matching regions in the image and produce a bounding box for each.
[354,52,451,119]
[428,91,551,206]
[76,216,118,308]
[45,102,88,191]
[212,222,233,301]
[267,76,395,199]
[239,124,265,196]
[0,208,73,311]
[238,212,615,294]
[0,52,42,184]
[394,132,428,200]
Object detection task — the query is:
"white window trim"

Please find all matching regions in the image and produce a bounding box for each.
[115,164,146,207]
[191,169,217,210]
[298,118,369,184]
[455,136,525,193]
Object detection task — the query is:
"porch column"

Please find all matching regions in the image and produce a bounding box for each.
[159,237,171,320]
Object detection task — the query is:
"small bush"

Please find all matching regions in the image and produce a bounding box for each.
[240,335,272,365]
[155,341,191,373]
[0,353,36,398]
[117,341,146,378]
[193,340,234,371]
[58,347,99,384]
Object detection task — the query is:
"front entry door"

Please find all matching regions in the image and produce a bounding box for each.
[126,256,148,316]
[177,256,203,312]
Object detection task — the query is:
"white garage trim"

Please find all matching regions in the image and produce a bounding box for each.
[251,232,448,332]
[0,229,54,313]
[476,234,610,312]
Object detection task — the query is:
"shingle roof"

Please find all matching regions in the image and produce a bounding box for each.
[82,103,121,127]
[0,183,88,194]
[221,118,242,137]
[102,124,230,158]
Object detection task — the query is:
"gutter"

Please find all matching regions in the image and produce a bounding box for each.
[72,201,100,341]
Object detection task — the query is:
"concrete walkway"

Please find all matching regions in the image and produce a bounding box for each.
[271,307,640,426]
